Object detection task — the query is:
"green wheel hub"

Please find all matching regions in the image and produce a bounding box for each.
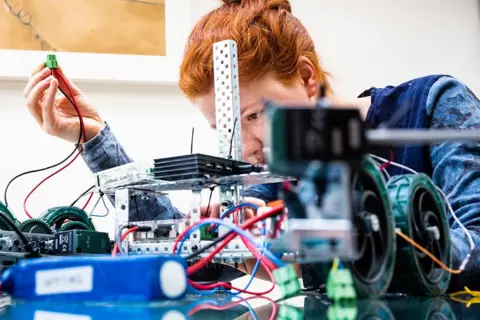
[39,206,95,231]
[18,219,53,234]
[59,221,92,232]
[388,174,451,295]
[309,156,396,298]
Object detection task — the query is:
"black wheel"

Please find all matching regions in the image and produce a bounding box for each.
[307,157,396,298]
[347,156,396,298]
[18,219,53,234]
[388,174,451,295]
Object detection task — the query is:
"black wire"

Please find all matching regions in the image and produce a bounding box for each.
[227,118,238,159]
[186,231,231,260]
[205,187,215,218]
[190,127,195,154]
[0,209,33,255]
[185,210,284,260]
[3,72,82,207]
[70,185,95,207]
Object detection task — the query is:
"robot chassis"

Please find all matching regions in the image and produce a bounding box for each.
[97,40,480,298]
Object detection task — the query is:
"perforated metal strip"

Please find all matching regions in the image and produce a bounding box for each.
[213,40,242,160]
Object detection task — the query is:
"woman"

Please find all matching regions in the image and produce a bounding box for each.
[23,0,480,291]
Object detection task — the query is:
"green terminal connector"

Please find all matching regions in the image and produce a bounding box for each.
[326,268,357,303]
[276,304,304,320]
[273,264,301,299]
[45,54,58,69]
[199,224,217,240]
[327,303,358,320]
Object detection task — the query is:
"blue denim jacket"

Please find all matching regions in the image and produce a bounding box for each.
[82,75,480,290]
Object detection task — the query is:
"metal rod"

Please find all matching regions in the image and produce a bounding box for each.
[367,129,480,145]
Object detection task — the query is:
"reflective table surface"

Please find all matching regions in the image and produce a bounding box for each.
[0,292,476,320]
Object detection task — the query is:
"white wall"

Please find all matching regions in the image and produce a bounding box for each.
[1,0,479,235]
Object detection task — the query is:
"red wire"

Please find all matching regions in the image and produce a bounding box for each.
[23,152,82,218]
[186,205,285,275]
[23,69,86,218]
[112,226,139,256]
[81,192,94,210]
[188,295,278,320]
[189,235,276,295]
[54,69,87,144]
[379,150,394,170]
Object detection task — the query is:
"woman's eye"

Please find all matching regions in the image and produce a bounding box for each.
[247,111,263,121]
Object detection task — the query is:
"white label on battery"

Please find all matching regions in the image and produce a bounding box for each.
[35,266,93,295]
[34,310,92,320]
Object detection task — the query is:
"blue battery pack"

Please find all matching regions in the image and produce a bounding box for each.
[0,255,188,302]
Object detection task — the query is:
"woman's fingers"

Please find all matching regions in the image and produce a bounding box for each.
[42,78,59,132]
[24,66,50,99]
[25,75,55,124]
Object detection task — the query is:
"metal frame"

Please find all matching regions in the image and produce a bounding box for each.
[112,40,260,261]
[213,40,245,231]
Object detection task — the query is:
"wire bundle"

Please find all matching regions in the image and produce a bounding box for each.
[113,203,287,298]
[4,67,87,218]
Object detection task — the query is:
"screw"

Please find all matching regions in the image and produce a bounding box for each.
[427,226,440,241]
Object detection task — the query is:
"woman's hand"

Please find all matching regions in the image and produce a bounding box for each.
[23,63,105,144]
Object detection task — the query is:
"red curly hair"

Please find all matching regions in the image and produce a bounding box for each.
[179,0,331,100]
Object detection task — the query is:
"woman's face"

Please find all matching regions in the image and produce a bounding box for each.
[195,74,316,164]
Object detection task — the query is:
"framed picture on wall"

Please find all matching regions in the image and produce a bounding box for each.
[0,0,191,84]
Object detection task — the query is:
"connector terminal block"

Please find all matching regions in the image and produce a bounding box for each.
[326,268,356,303]
[327,303,358,320]
[272,264,301,299]
[277,304,304,320]
[45,54,58,69]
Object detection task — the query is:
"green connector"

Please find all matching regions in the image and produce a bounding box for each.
[327,303,358,320]
[45,54,58,69]
[273,264,301,299]
[276,304,304,320]
[199,224,217,240]
[326,268,357,303]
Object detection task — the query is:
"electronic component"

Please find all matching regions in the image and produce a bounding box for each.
[265,101,367,176]
[94,161,154,190]
[0,230,54,256]
[45,54,58,69]
[153,153,260,181]
[326,268,356,302]
[273,264,301,299]
[1,255,188,302]
[54,230,111,255]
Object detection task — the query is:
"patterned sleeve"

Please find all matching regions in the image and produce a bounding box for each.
[81,123,183,221]
[426,76,480,290]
